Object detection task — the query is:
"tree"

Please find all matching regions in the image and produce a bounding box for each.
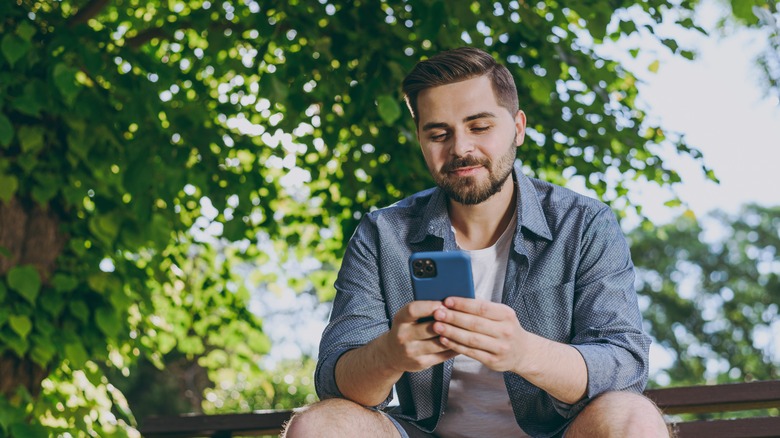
[630,204,780,388]
[1,0,710,435]
[720,0,780,103]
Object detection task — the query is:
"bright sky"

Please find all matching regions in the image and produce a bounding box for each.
[610,0,780,225]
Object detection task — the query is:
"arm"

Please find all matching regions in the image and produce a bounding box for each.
[315,216,457,407]
[335,301,457,407]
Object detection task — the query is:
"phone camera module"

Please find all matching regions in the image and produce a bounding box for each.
[413,258,437,278]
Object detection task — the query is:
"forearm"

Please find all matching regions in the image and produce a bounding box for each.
[516,333,588,405]
[334,333,404,407]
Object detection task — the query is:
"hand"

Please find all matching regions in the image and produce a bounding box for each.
[431,297,531,373]
[379,300,459,373]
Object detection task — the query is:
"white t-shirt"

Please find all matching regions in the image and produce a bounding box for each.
[435,214,530,438]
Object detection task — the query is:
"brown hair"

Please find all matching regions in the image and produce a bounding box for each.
[402,47,519,123]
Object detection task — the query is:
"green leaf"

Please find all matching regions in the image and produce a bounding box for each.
[89,213,121,246]
[661,39,679,54]
[52,273,79,292]
[731,0,761,24]
[13,83,45,117]
[0,113,13,147]
[39,292,65,317]
[1,34,31,67]
[7,265,41,305]
[11,423,49,438]
[53,63,81,106]
[64,342,88,367]
[648,60,660,73]
[69,300,90,323]
[30,339,57,367]
[377,95,402,125]
[663,199,682,208]
[95,307,121,338]
[18,125,44,154]
[16,22,37,42]
[680,50,696,61]
[2,331,28,357]
[0,306,10,328]
[8,315,32,339]
[0,174,19,202]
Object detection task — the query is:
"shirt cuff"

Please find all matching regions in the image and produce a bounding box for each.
[315,346,395,409]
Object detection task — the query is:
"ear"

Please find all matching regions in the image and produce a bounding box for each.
[514,110,527,146]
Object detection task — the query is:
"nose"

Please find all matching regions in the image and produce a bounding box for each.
[450,130,474,157]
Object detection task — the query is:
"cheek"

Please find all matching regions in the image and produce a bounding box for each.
[421,145,447,166]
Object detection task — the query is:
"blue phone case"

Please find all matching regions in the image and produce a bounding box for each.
[409,251,475,301]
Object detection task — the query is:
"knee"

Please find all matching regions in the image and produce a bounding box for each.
[569,391,670,438]
[282,398,383,438]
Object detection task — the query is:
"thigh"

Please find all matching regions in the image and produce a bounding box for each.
[284,398,401,438]
[565,391,669,438]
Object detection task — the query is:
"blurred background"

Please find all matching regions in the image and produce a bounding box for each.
[0,0,778,436]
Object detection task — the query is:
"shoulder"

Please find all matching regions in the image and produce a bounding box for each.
[362,187,438,225]
[528,176,610,219]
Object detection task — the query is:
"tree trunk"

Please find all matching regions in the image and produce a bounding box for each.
[0,197,67,397]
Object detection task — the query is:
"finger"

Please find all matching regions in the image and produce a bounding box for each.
[432,321,498,352]
[443,297,512,321]
[411,319,443,340]
[398,300,447,323]
[407,336,456,359]
[438,336,492,364]
[433,306,495,335]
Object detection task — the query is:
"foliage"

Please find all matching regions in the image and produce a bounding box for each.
[0,0,715,434]
[631,204,780,388]
[203,357,317,413]
[719,1,780,104]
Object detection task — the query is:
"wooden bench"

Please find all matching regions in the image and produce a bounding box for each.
[140,380,780,437]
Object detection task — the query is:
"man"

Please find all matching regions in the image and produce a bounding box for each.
[285,47,668,437]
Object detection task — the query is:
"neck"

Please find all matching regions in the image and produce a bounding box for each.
[448,177,516,250]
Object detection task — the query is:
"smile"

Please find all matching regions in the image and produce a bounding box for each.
[448,166,483,176]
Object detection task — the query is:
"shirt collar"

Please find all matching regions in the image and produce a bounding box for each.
[409,161,553,245]
[514,162,553,241]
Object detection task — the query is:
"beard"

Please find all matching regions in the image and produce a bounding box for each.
[432,140,517,205]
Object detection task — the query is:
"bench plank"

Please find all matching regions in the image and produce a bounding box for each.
[139,381,780,437]
[675,416,780,438]
[645,380,780,414]
[141,410,293,437]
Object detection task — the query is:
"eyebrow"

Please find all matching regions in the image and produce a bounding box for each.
[420,111,498,132]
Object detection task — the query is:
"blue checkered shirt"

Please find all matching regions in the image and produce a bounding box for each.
[315,162,650,437]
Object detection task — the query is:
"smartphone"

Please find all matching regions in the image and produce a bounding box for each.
[409,251,475,301]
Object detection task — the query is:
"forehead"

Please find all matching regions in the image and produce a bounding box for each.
[416,75,503,125]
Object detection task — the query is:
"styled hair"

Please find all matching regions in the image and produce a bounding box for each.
[402,47,519,123]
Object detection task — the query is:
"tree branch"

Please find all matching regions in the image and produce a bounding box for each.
[67,0,110,28]
[124,21,251,50]
[126,27,174,49]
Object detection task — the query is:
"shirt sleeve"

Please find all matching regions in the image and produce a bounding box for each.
[314,215,395,408]
[568,206,651,401]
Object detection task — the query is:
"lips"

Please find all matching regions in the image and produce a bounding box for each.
[442,157,488,174]
[449,165,483,176]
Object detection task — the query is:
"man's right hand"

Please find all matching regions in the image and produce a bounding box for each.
[378,300,459,373]
[335,300,458,406]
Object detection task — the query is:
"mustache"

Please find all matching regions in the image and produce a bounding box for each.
[441,155,489,173]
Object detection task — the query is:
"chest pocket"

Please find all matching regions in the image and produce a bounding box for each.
[518,281,574,343]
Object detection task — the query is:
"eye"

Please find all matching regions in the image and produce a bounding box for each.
[471,125,490,133]
[429,132,449,142]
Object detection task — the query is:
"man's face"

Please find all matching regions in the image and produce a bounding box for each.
[415,75,526,205]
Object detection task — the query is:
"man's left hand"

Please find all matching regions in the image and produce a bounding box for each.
[431,297,531,374]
